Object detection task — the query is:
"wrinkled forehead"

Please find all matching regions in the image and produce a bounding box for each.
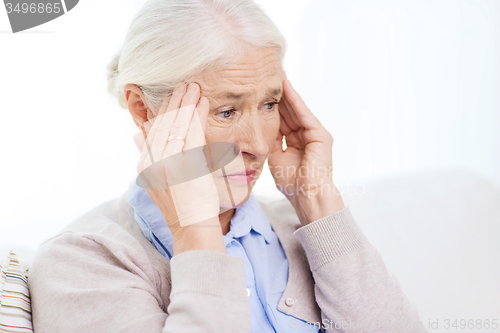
[195,47,285,102]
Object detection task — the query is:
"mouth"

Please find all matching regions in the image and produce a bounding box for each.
[223,169,257,184]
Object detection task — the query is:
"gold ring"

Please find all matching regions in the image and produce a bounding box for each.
[168,135,185,142]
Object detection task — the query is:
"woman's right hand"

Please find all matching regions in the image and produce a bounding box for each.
[133,82,226,255]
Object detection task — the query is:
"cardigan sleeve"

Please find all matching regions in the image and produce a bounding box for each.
[294,206,428,333]
[28,228,250,333]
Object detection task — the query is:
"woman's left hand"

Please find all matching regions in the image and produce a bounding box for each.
[268,78,345,226]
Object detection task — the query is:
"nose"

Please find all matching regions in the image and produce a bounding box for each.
[235,113,269,159]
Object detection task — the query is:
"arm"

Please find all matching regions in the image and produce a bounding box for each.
[294,206,428,333]
[29,229,250,333]
[269,77,427,332]
[31,81,249,331]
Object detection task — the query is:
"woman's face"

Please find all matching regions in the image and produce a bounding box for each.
[193,47,285,208]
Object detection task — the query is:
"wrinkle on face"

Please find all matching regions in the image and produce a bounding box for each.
[192,47,285,207]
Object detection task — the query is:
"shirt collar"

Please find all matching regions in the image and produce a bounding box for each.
[128,177,274,248]
[127,178,175,258]
[224,193,274,245]
[128,177,165,229]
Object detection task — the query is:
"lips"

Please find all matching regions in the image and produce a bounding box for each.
[227,170,257,176]
[224,169,257,183]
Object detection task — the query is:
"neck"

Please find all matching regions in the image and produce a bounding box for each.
[219,208,235,235]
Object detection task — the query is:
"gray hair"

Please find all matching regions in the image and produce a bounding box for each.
[107,0,287,115]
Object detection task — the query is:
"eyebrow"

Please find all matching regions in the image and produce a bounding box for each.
[216,87,282,100]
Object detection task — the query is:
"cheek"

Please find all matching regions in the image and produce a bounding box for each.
[205,112,280,150]
[204,120,236,143]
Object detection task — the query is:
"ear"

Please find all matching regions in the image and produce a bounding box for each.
[124,84,153,138]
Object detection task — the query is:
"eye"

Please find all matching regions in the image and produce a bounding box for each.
[265,102,279,110]
[217,109,236,119]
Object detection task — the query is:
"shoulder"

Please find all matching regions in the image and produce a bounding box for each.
[27,195,173,331]
[41,192,155,253]
[29,191,171,302]
[255,195,302,231]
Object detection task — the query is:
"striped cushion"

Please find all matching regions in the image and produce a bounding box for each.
[0,251,33,333]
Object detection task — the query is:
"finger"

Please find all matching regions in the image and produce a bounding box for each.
[282,94,301,130]
[279,112,293,137]
[134,131,152,175]
[279,96,300,131]
[147,83,184,139]
[184,96,209,151]
[166,83,188,113]
[282,129,303,148]
[137,118,153,161]
[164,83,199,157]
[134,119,151,154]
[283,79,322,130]
[148,83,187,161]
[135,120,156,173]
[137,119,152,135]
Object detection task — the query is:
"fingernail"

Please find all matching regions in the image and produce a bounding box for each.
[188,83,197,93]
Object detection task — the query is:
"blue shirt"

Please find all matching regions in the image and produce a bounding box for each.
[127,178,320,332]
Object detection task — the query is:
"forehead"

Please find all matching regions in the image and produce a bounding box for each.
[195,47,284,99]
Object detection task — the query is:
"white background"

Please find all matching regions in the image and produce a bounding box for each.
[1,0,499,251]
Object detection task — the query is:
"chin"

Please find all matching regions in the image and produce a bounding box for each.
[214,176,256,210]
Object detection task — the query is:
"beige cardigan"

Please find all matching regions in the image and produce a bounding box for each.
[28,191,428,332]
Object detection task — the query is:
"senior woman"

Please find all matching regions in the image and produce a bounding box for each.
[28,0,427,332]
